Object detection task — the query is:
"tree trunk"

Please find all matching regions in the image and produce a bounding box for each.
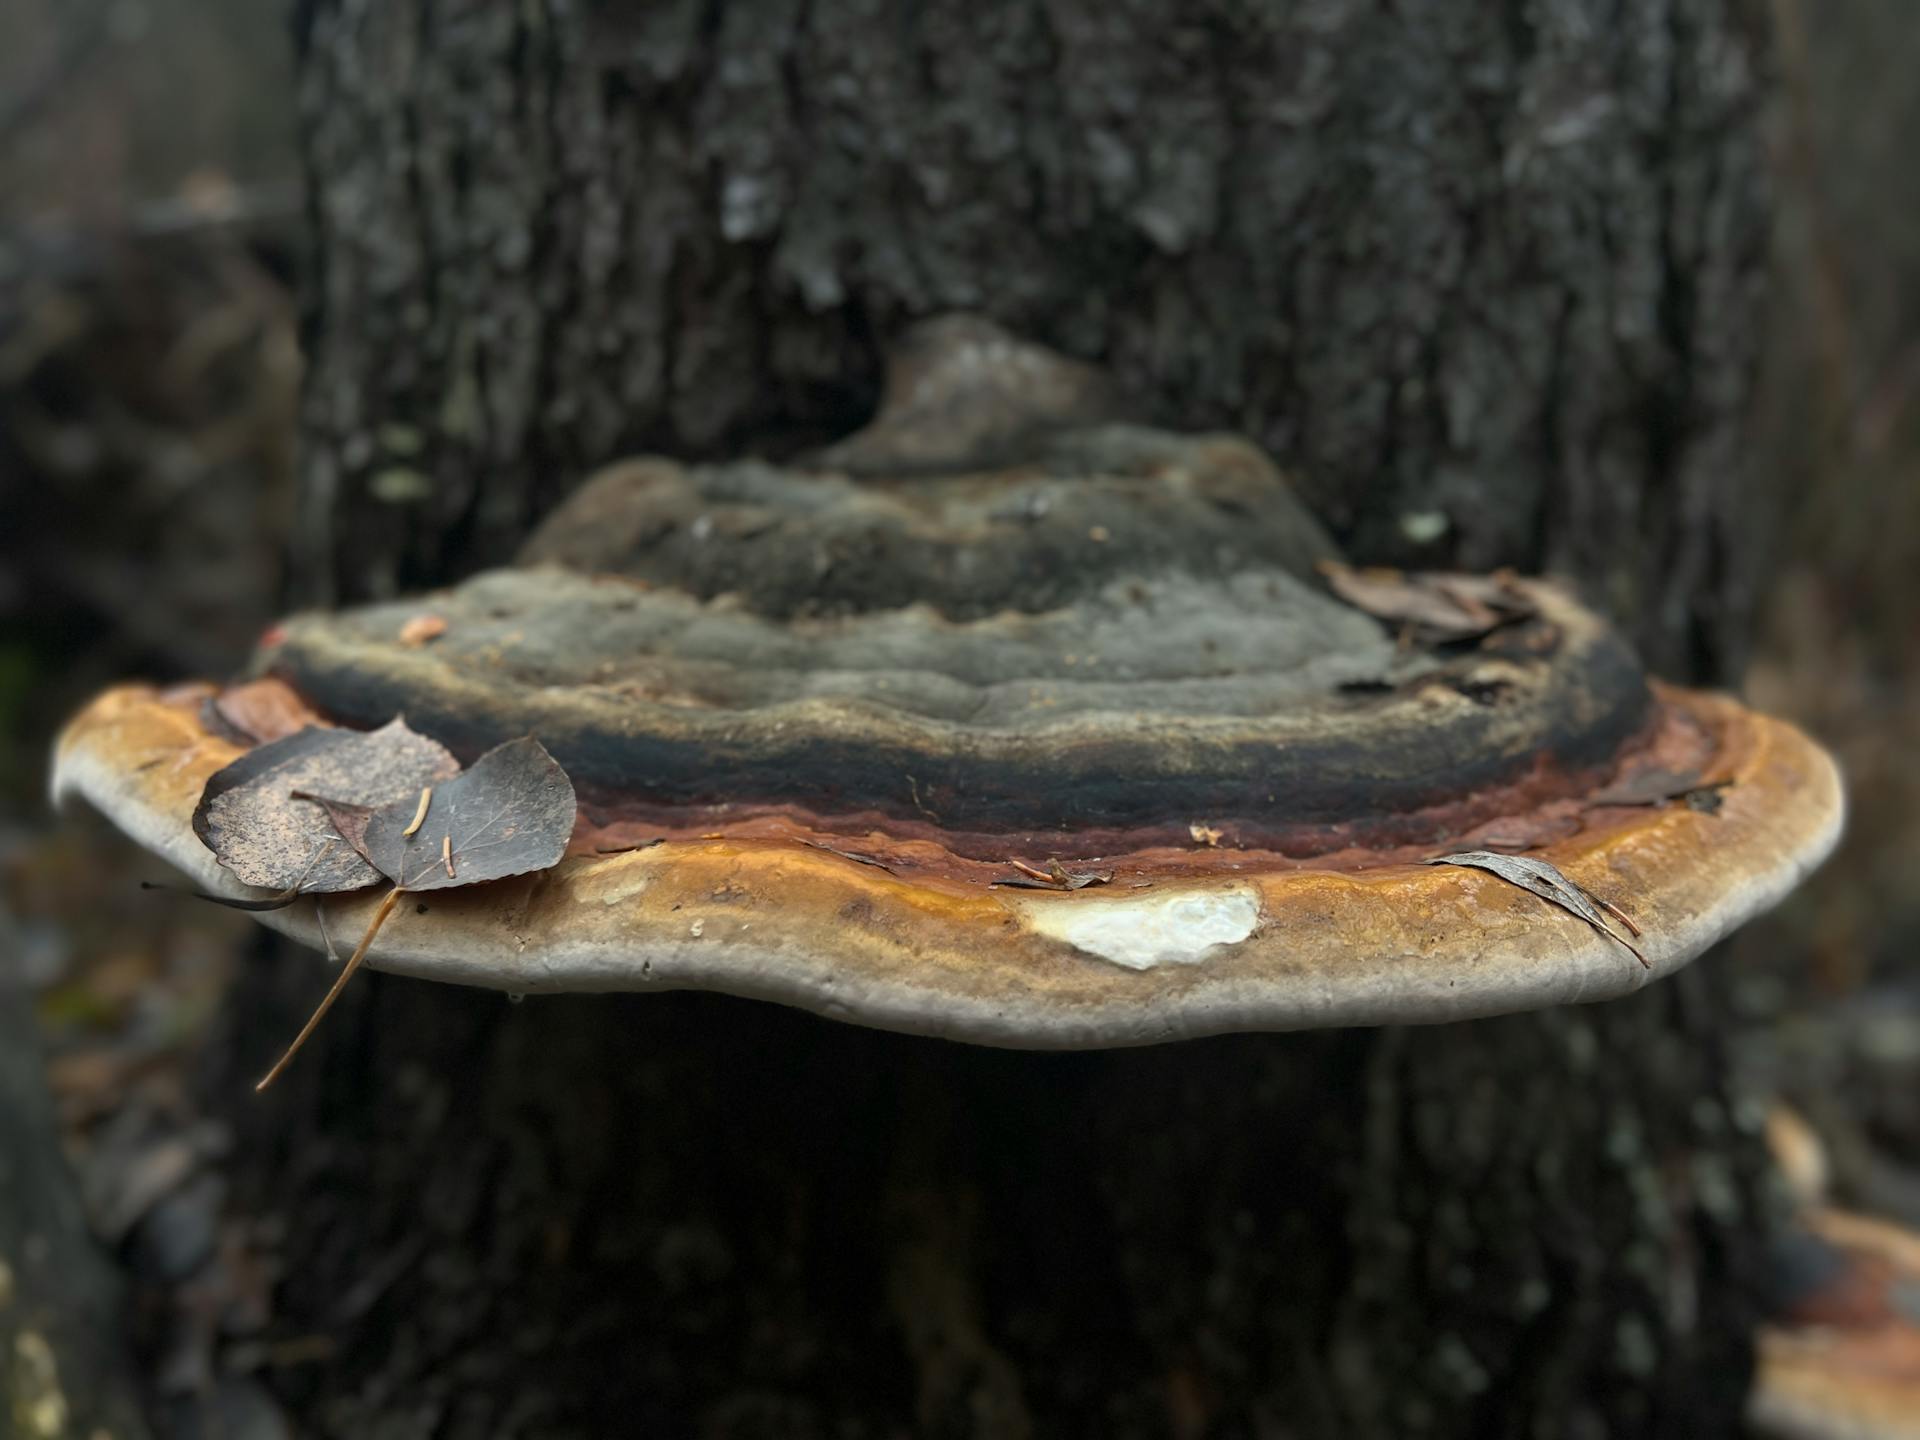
[223,1,1781,1435]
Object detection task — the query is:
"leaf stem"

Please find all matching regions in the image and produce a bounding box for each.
[141,879,301,912]
[256,885,402,1091]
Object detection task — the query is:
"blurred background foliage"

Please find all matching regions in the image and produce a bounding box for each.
[1748,0,1920,997]
[0,0,1916,1427]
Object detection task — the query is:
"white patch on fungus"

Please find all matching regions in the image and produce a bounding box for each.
[1011,885,1261,970]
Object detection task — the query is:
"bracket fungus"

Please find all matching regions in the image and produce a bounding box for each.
[53,320,1842,1049]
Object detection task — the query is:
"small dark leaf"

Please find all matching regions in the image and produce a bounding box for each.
[799,839,897,873]
[1425,850,1647,967]
[1684,783,1730,814]
[204,677,328,746]
[302,796,377,860]
[1589,766,1709,808]
[1319,561,1535,643]
[196,720,459,893]
[359,737,576,892]
[1056,868,1114,891]
[1461,812,1582,852]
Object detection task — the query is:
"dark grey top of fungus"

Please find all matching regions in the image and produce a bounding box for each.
[517,426,1341,621]
[262,321,1651,861]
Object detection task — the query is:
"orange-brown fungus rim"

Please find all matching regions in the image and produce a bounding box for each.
[53,680,1841,1047]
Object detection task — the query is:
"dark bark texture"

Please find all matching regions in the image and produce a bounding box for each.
[290,0,1773,682]
[216,964,1765,1440]
[232,1,1785,1436]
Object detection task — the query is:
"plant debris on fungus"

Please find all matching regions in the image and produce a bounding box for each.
[53,319,1844,1050]
[176,726,576,1085]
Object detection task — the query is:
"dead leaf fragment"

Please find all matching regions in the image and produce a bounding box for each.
[398,613,448,646]
[252,734,580,1089]
[357,737,576,892]
[195,720,459,894]
[301,796,375,861]
[205,677,329,746]
[1425,850,1648,967]
[1588,764,1731,816]
[1684,784,1729,814]
[993,858,1114,891]
[799,839,898,873]
[1460,811,1583,852]
[1589,766,1707,807]
[1319,561,1535,643]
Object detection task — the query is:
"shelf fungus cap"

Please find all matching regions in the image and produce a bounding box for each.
[51,321,1843,1048]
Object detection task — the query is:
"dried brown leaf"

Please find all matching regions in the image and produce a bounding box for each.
[1319,561,1536,643]
[1425,850,1647,966]
[195,720,459,894]
[204,677,329,746]
[1684,784,1730,814]
[799,839,898,873]
[1589,766,1709,807]
[992,858,1115,891]
[252,737,579,1090]
[358,737,576,893]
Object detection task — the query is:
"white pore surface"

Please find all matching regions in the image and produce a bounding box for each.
[1007,885,1263,970]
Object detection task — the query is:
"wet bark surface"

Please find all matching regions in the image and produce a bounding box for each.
[220,0,1785,1435]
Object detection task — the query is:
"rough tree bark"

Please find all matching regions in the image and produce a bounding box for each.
[211,1,1782,1435]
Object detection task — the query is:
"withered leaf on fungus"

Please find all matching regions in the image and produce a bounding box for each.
[1318,561,1535,644]
[992,858,1115,891]
[1588,764,1731,815]
[195,719,459,895]
[1588,766,1705,807]
[356,737,577,892]
[155,691,588,1089]
[199,728,579,1092]
[1425,851,1648,967]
